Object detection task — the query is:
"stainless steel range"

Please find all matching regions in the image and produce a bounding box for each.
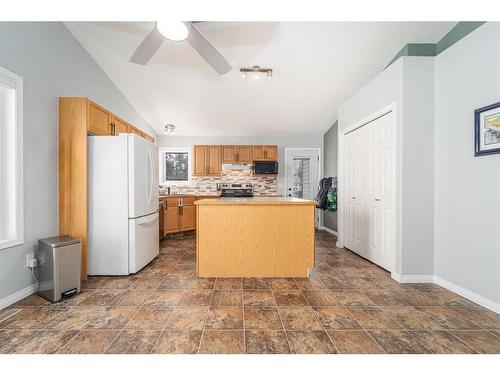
[219,183,254,198]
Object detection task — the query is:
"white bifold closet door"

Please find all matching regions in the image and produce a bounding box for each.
[344,111,395,271]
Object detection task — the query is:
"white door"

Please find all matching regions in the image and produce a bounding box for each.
[343,111,395,271]
[129,212,159,273]
[285,149,320,225]
[365,112,394,270]
[344,129,366,256]
[128,134,159,218]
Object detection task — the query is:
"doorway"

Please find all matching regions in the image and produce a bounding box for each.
[284,148,321,226]
[342,110,395,272]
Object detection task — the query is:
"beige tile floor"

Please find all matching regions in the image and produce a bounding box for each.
[1,231,499,354]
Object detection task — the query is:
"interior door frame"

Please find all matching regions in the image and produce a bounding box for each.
[337,103,400,274]
[284,147,323,227]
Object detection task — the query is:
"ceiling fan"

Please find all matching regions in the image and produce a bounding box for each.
[129,21,232,75]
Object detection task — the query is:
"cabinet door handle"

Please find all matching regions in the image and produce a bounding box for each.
[374,198,381,201]
[111,122,116,135]
[351,197,356,199]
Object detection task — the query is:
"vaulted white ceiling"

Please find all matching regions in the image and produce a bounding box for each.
[66,22,455,136]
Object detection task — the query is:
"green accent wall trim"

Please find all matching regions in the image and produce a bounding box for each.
[436,21,485,54]
[385,21,486,69]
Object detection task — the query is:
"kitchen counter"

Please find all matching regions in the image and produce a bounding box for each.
[195,197,314,205]
[195,196,315,277]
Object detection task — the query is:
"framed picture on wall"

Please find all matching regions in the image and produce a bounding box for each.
[475,101,500,156]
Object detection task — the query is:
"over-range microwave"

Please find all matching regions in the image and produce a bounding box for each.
[253,161,278,175]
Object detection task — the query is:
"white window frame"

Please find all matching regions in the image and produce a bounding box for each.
[0,66,23,250]
[159,147,192,186]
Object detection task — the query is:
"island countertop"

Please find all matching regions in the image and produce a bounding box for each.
[195,197,316,205]
[196,195,315,277]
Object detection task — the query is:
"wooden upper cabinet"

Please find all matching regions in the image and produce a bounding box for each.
[193,146,221,176]
[252,146,266,160]
[143,133,155,142]
[252,145,277,161]
[193,146,208,176]
[264,145,278,161]
[88,101,111,135]
[235,146,253,163]
[221,146,252,163]
[127,125,143,137]
[221,146,236,163]
[207,146,221,175]
[111,115,128,135]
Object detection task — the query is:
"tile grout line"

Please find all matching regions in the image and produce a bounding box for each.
[269,283,293,354]
[196,282,215,354]
[242,285,246,354]
[151,246,191,354]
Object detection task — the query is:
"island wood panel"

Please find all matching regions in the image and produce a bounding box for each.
[59,97,89,279]
[196,203,315,277]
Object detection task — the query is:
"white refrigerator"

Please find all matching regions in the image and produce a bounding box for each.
[88,133,159,275]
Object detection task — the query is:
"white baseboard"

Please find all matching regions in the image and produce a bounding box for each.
[390,273,499,314]
[319,226,337,236]
[0,283,38,310]
[434,276,500,314]
[391,273,434,283]
[336,241,343,248]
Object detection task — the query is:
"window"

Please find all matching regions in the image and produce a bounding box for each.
[159,147,191,185]
[0,66,23,250]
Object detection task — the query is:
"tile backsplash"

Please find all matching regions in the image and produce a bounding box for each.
[161,170,278,195]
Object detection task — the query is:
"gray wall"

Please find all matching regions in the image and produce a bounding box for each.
[434,22,500,305]
[338,57,436,277]
[0,22,154,303]
[158,135,324,194]
[323,122,338,231]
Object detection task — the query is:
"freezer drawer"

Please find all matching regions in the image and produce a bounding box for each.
[129,212,159,273]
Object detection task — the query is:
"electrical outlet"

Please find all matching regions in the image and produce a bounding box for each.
[26,253,37,268]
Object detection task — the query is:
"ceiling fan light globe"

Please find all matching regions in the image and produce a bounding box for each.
[156,21,189,42]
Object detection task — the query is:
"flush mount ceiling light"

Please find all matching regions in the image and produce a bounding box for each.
[156,21,189,41]
[240,65,273,79]
[164,124,176,134]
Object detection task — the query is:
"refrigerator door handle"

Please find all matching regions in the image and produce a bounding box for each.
[146,150,154,208]
[136,212,158,225]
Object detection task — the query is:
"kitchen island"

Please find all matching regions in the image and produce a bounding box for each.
[195,197,316,277]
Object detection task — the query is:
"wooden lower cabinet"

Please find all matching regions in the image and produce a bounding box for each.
[162,196,204,235]
[164,205,180,234]
[181,205,196,231]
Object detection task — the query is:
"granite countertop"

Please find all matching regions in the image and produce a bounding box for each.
[195,197,316,205]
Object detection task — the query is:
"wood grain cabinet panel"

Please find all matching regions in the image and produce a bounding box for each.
[193,146,208,176]
[193,146,221,176]
[221,146,236,163]
[252,145,277,161]
[181,205,196,231]
[127,125,143,137]
[235,146,253,163]
[264,145,278,161]
[111,116,128,135]
[164,197,180,234]
[252,145,266,160]
[207,146,221,175]
[88,102,111,135]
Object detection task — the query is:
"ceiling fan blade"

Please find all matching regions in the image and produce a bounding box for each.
[187,23,232,75]
[129,27,165,65]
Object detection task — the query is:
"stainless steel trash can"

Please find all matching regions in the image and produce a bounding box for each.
[37,236,82,303]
